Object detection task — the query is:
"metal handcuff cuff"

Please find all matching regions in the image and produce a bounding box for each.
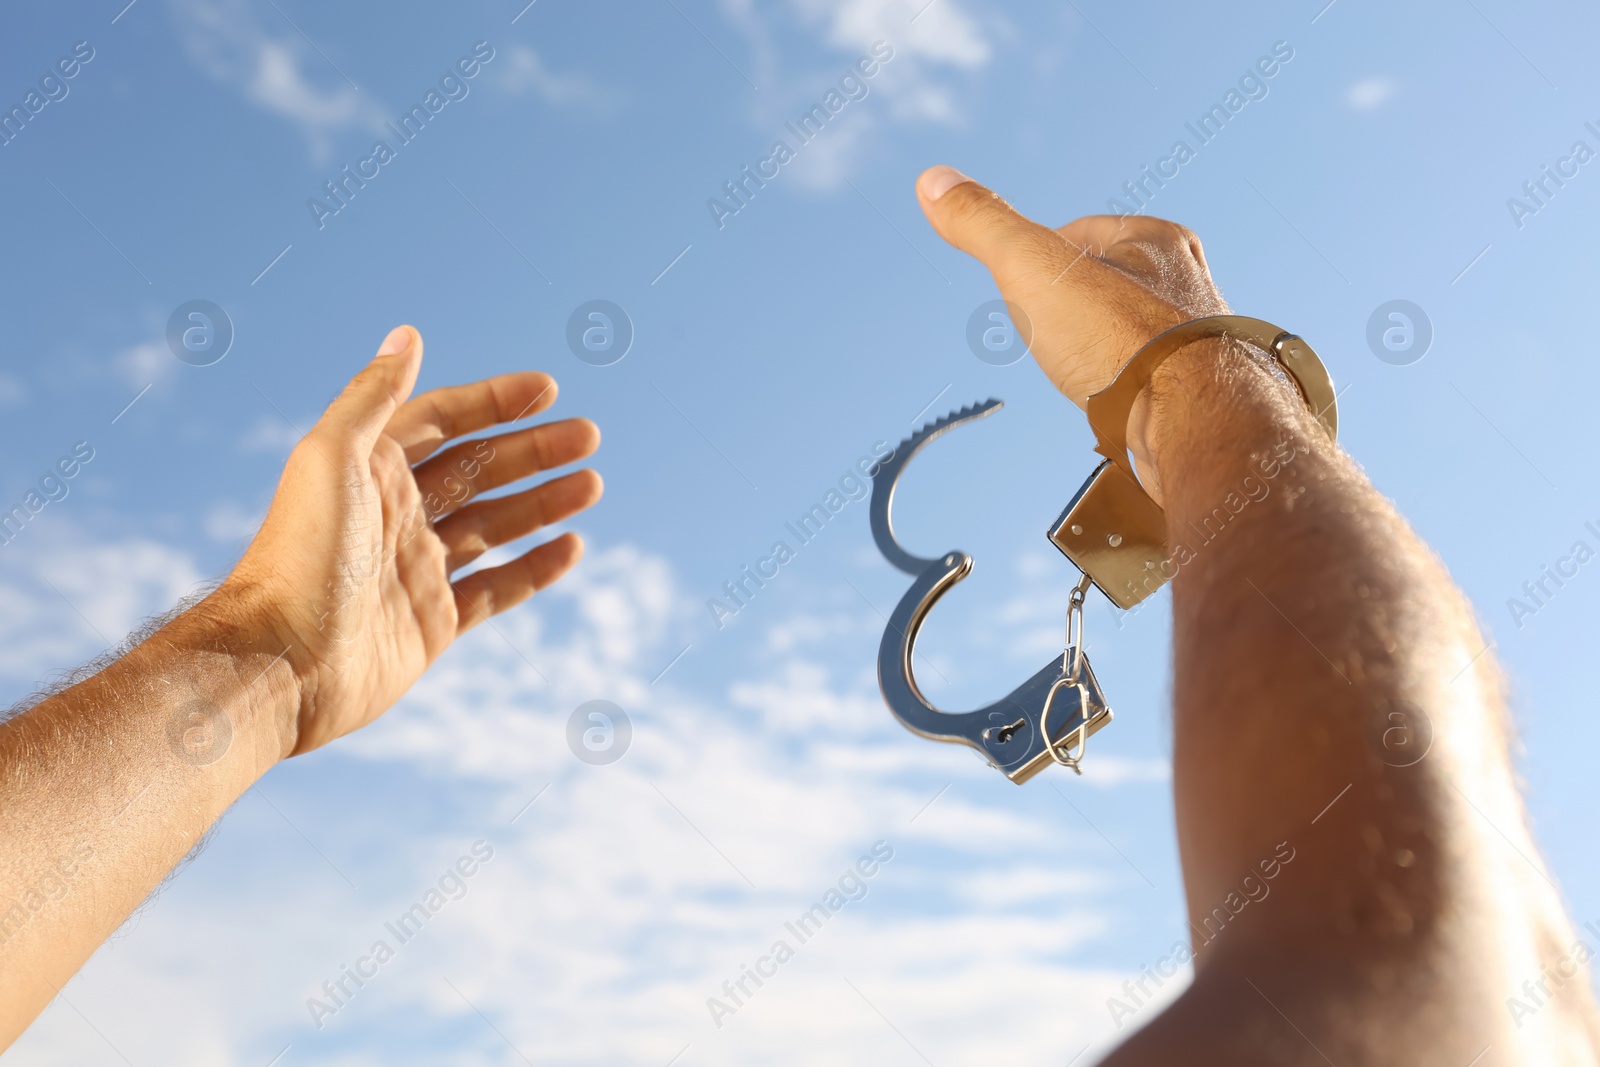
[870,315,1339,784]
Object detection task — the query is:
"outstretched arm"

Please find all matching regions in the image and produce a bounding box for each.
[915,167,1600,1064]
[0,326,602,1048]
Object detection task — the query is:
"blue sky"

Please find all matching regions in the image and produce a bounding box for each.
[2,0,1599,1063]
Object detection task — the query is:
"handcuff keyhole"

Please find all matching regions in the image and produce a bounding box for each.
[988,717,1027,744]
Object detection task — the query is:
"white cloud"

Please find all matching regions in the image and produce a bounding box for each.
[724,0,995,190]
[168,0,385,160]
[5,537,1178,1064]
[1077,754,1171,788]
[203,499,266,544]
[783,110,878,190]
[0,530,206,691]
[795,0,992,122]
[39,541,206,640]
[169,2,609,161]
[113,341,172,391]
[0,374,26,408]
[953,864,1114,906]
[491,45,618,109]
[1347,76,1397,111]
[763,609,870,653]
[239,414,307,455]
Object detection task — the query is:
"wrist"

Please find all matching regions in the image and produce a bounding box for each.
[1124,337,1305,507]
[175,580,305,769]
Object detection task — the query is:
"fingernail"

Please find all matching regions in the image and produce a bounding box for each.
[377,325,413,356]
[919,165,972,202]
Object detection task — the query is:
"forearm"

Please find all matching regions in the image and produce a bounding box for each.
[1152,341,1493,936]
[0,582,298,1047]
[1125,339,1597,1058]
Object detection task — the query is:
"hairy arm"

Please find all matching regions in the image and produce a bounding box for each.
[913,166,1600,1064]
[0,588,299,1043]
[1116,339,1599,1063]
[0,325,603,1048]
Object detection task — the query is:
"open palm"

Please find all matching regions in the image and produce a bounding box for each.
[231,326,602,756]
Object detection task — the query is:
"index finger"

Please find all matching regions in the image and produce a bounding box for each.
[386,371,558,464]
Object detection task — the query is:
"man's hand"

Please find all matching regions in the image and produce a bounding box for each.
[0,326,601,1048]
[916,165,1246,502]
[228,325,602,757]
[916,165,1231,402]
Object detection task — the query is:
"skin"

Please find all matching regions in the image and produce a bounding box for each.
[915,165,1600,1064]
[0,325,602,1049]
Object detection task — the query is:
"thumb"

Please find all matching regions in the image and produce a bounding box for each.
[317,325,423,455]
[915,166,1076,288]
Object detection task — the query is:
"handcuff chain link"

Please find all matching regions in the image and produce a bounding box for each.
[1063,571,1091,684]
[1041,572,1095,775]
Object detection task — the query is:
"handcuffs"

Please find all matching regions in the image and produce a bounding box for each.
[870,316,1339,784]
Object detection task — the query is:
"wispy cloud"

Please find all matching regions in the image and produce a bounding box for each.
[491,44,619,109]
[1347,75,1397,111]
[112,341,171,391]
[0,531,205,684]
[238,413,308,455]
[725,0,996,190]
[168,0,384,160]
[4,536,1172,1064]
[203,499,267,543]
[0,375,26,408]
[796,0,992,120]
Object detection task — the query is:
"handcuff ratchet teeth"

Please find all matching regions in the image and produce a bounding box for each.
[869,399,1112,785]
[869,316,1339,785]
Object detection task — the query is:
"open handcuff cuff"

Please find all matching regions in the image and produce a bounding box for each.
[871,315,1339,784]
